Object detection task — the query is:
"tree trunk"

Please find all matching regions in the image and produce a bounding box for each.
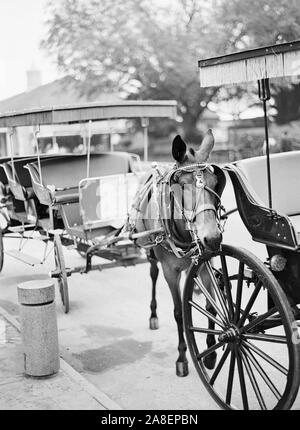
[182,112,203,143]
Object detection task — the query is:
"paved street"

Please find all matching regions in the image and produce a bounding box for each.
[0,179,299,410]
[0,315,110,410]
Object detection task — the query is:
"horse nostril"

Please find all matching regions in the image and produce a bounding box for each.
[203,234,222,251]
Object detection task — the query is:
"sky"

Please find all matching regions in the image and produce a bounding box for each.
[0,0,262,119]
[0,0,60,100]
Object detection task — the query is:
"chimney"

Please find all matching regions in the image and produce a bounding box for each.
[26,65,42,91]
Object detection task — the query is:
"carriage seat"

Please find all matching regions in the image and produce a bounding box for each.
[234,151,300,246]
[2,155,75,202]
[27,152,134,207]
[235,151,300,216]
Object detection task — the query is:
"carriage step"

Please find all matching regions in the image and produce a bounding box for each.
[5,250,40,266]
[21,233,48,241]
[8,224,36,233]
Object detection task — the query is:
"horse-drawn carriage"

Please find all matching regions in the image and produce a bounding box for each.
[0,41,300,410]
[181,39,300,410]
[0,100,177,313]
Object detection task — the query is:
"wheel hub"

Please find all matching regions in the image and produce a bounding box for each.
[218,326,240,343]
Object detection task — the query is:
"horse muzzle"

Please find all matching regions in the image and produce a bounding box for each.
[202,232,223,252]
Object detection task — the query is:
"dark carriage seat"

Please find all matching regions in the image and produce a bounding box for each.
[0,165,9,196]
[228,151,300,249]
[27,152,134,207]
[3,157,40,202]
[4,155,76,202]
[0,156,32,197]
[26,152,137,234]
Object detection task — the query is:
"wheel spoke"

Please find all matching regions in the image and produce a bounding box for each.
[205,262,230,319]
[242,340,288,376]
[185,245,297,410]
[237,280,263,328]
[241,307,278,333]
[234,262,244,323]
[189,300,225,329]
[235,346,249,410]
[242,333,287,344]
[189,326,223,335]
[226,348,236,404]
[194,277,228,325]
[210,346,231,386]
[220,254,235,319]
[197,341,224,360]
[241,345,281,400]
[240,349,267,410]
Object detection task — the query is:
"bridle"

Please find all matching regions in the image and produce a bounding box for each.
[158,162,227,260]
[128,162,227,262]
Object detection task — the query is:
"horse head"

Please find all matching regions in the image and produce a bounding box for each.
[170,130,226,252]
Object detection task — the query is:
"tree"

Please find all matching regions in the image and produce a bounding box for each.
[213,0,300,124]
[42,0,222,141]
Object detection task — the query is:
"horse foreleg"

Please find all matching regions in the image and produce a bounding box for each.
[199,263,217,370]
[148,252,159,330]
[203,301,217,370]
[162,263,188,377]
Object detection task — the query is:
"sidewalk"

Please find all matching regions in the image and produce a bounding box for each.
[0,310,121,410]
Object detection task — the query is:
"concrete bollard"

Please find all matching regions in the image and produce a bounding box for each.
[17,280,60,377]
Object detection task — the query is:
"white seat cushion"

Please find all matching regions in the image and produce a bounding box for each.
[289,214,300,244]
[236,151,300,216]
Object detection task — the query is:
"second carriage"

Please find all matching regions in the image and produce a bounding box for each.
[0,101,177,313]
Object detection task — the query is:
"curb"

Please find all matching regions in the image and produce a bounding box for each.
[0,305,122,410]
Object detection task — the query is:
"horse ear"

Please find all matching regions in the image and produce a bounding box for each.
[172,135,187,163]
[197,129,215,162]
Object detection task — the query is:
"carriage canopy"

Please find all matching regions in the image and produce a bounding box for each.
[0,100,178,128]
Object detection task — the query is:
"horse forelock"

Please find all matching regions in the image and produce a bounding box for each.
[175,146,209,167]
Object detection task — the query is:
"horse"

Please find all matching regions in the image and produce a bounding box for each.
[131,129,226,377]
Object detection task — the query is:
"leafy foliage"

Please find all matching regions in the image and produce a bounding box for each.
[43,0,221,140]
[213,0,300,123]
[43,0,300,134]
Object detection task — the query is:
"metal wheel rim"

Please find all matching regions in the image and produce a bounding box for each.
[183,244,300,410]
[0,229,3,272]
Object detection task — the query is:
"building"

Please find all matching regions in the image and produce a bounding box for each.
[0,75,124,156]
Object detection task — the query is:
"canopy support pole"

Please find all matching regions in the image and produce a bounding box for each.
[141,118,149,162]
[258,78,272,209]
[8,127,16,183]
[86,120,92,178]
[33,126,43,185]
[109,119,113,152]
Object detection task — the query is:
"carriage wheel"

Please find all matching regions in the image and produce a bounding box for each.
[54,235,69,314]
[183,244,300,410]
[0,229,3,272]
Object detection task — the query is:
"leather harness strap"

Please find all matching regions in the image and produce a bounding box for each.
[129,162,226,260]
[157,163,226,259]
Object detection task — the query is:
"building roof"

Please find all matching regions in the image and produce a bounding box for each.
[0,76,121,114]
[228,116,265,129]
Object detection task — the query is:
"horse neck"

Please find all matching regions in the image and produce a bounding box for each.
[132,170,162,234]
[132,164,191,244]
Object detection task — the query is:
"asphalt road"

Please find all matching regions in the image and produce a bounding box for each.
[0,178,299,410]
